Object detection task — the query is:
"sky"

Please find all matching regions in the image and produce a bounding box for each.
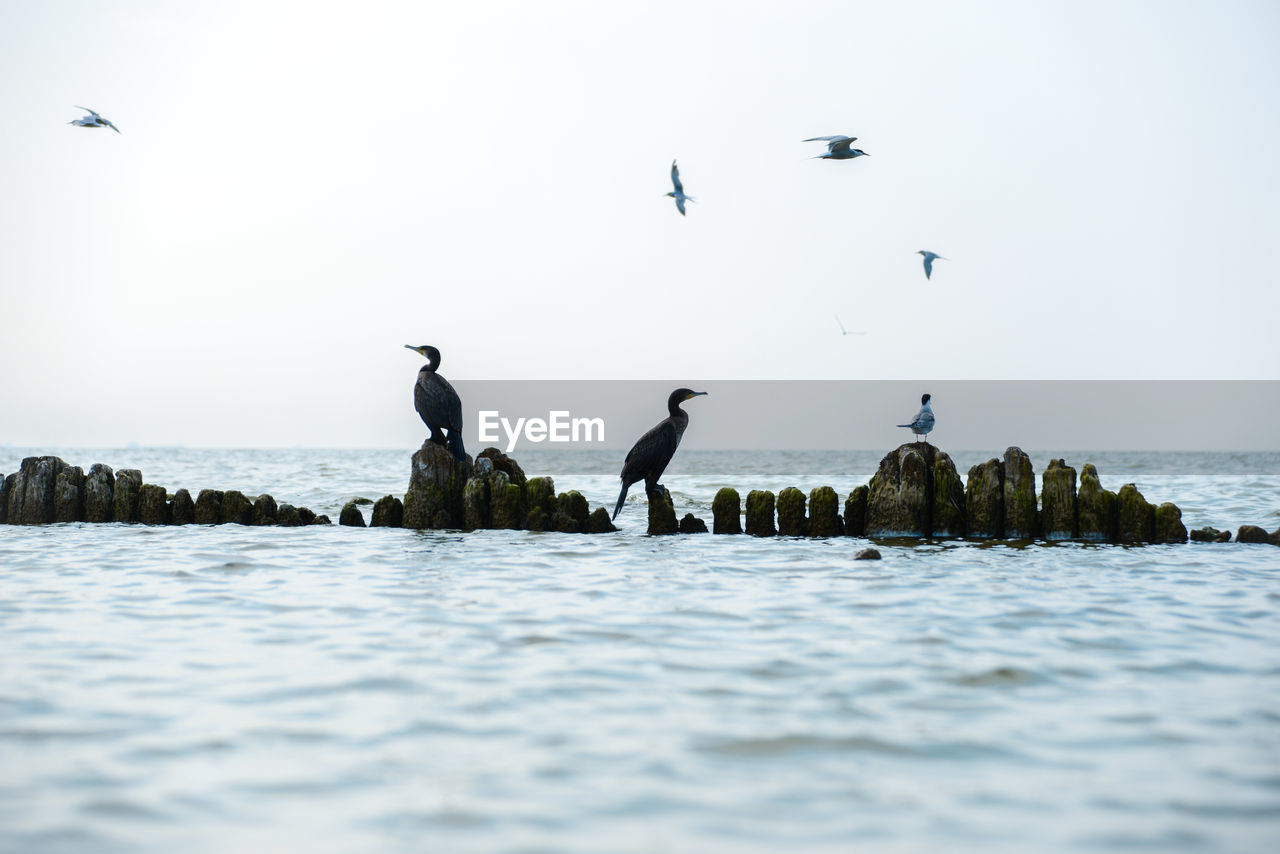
[1,1,1278,448]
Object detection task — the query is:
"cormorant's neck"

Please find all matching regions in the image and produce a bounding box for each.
[668,399,687,418]
[424,357,440,372]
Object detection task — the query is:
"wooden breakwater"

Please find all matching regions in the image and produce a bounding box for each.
[694,444,1200,544]
[4,441,1277,545]
[0,457,331,527]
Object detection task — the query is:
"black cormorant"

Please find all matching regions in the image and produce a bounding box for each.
[405,344,466,461]
[613,388,708,519]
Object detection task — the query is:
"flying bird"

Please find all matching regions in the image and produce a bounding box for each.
[917,251,946,280]
[804,135,868,160]
[834,313,867,336]
[405,344,466,461]
[897,393,935,444]
[614,388,707,519]
[69,106,120,133]
[666,160,694,216]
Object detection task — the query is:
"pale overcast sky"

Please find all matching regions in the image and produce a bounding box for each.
[1,1,1277,448]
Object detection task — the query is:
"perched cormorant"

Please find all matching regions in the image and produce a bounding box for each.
[666,160,694,216]
[404,344,466,461]
[613,388,708,519]
[917,250,946,280]
[897,393,935,444]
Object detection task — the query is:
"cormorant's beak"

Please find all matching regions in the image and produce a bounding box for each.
[687,391,708,400]
[404,344,420,354]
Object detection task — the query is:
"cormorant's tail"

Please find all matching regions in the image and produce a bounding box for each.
[448,431,466,462]
[613,482,630,520]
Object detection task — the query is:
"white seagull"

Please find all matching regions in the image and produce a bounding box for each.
[69,106,120,133]
[804,135,868,160]
[834,313,867,336]
[917,250,946,280]
[897,393,935,444]
[666,160,694,216]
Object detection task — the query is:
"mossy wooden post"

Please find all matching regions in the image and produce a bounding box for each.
[402,441,472,529]
[646,488,678,535]
[586,507,617,533]
[1002,447,1038,539]
[712,487,741,534]
[1235,525,1270,543]
[965,459,1003,538]
[1116,483,1156,543]
[276,503,302,526]
[776,487,808,536]
[1076,464,1117,542]
[54,465,86,523]
[171,489,195,525]
[0,473,11,523]
[678,513,708,534]
[339,501,366,527]
[194,489,224,524]
[866,445,929,537]
[930,450,966,538]
[1040,459,1078,541]
[488,471,524,530]
[8,456,66,525]
[555,491,591,533]
[843,486,867,537]
[84,464,115,523]
[112,469,143,524]
[808,486,842,537]
[252,494,278,526]
[138,484,171,525]
[524,477,556,532]
[1189,526,1230,543]
[1153,502,1187,544]
[745,490,776,537]
[371,495,404,527]
[462,474,491,531]
[221,490,253,525]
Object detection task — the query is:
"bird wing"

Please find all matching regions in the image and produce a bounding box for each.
[670,161,684,195]
[102,118,120,133]
[74,106,100,118]
[923,256,934,279]
[414,371,464,432]
[675,196,686,216]
[829,137,857,153]
[834,313,847,334]
[620,419,679,485]
[803,135,852,143]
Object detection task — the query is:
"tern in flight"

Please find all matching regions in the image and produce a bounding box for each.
[666,160,694,216]
[917,250,946,280]
[804,135,868,160]
[69,106,120,133]
[834,313,867,336]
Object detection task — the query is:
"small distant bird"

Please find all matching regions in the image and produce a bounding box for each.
[405,344,466,461]
[614,388,707,519]
[897,393,935,444]
[666,160,694,216]
[69,106,120,133]
[834,313,867,336]
[804,135,868,160]
[917,251,946,280]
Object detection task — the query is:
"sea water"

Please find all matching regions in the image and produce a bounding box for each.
[1,448,1278,853]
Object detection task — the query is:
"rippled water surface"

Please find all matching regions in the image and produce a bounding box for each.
[1,448,1278,853]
